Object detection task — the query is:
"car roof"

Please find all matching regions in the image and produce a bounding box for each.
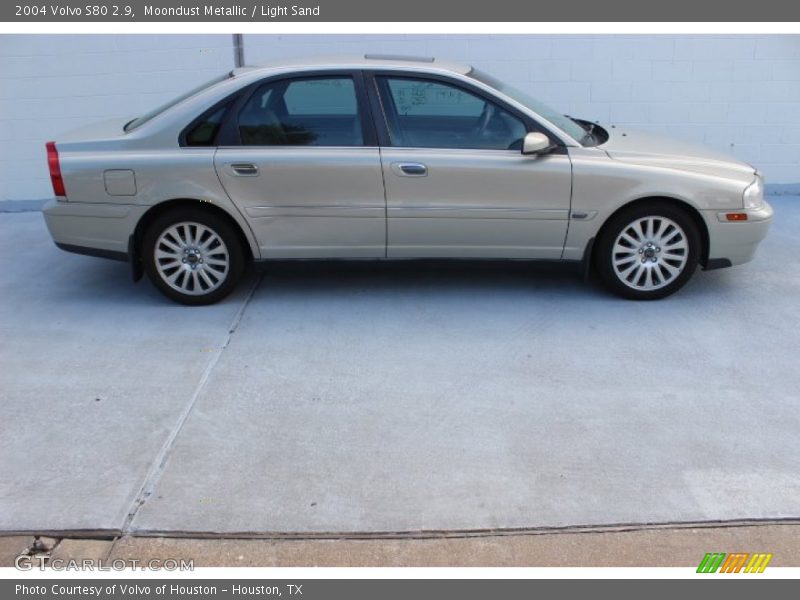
[231,54,473,77]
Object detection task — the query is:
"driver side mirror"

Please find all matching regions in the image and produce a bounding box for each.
[522,132,554,156]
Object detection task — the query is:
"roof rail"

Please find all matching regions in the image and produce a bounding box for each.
[364,54,435,63]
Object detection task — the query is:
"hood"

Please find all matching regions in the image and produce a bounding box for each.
[599,126,756,183]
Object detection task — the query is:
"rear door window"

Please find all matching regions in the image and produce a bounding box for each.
[237,76,364,146]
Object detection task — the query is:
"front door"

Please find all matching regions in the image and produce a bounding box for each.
[215,73,385,258]
[373,74,572,259]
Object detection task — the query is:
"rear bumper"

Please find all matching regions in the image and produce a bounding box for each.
[42,199,145,260]
[703,201,773,269]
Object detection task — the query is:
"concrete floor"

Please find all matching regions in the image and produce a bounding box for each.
[1,198,799,537]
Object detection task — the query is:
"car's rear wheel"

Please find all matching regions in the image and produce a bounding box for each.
[142,209,245,305]
[594,202,700,300]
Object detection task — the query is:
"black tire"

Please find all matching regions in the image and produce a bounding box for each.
[594,201,701,300]
[142,208,245,305]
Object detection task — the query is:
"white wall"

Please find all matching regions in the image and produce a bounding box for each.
[1,34,799,201]
[0,34,234,201]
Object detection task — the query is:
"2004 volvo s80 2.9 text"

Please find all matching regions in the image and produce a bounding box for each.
[43,55,773,304]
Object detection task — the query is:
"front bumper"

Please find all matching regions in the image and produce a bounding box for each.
[703,200,773,269]
[42,199,146,261]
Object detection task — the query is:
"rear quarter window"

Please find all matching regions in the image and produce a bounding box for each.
[184,104,230,147]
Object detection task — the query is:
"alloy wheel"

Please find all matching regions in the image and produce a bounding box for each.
[154,221,230,296]
[611,216,689,291]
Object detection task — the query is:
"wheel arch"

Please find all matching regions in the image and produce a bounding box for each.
[130,198,257,282]
[586,195,710,271]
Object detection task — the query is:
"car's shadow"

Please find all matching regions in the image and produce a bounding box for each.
[52,252,744,308]
[255,259,749,302]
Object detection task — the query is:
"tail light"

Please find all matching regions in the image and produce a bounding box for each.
[46,141,66,198]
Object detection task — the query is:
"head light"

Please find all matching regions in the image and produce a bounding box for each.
[743,175,764,210]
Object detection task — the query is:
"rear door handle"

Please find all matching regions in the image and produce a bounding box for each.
[229,163,259,176]
[393,162,428,177]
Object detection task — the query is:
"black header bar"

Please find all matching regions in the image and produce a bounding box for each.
[2,0,800,22]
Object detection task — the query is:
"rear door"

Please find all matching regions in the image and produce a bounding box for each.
[214,71,386,259]
[369,72,572,259]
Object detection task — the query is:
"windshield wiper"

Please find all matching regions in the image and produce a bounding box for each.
[581,127,596,145]
[567,116,597,145]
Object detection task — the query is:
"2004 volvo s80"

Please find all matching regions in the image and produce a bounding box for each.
[43,55,773,304]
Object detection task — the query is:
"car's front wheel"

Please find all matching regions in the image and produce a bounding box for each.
[595,202,701,300]
[142,208,245,305]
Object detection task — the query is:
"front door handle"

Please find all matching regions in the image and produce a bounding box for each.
[229,163,259,176]
[393,162,428,177]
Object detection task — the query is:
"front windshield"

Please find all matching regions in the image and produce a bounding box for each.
[469,68,590,144]
[124,73,231,132]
